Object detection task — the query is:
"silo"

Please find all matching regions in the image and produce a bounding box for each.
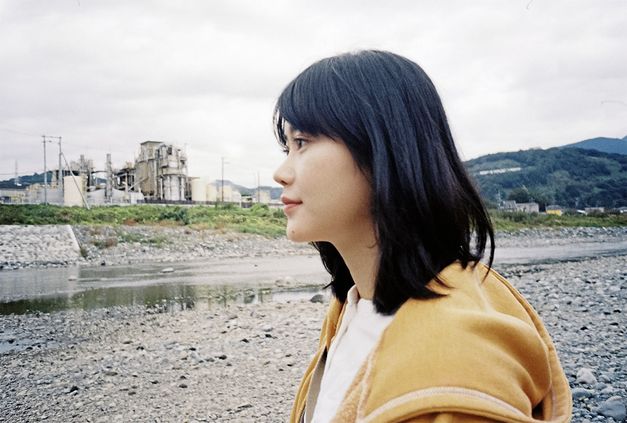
[206,183,217,202]
[64,175,85,206]
[191,178,207,202]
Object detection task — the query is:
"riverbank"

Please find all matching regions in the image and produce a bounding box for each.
[1,224,626,271]
[1,253,626,422]
[0,224,314,271]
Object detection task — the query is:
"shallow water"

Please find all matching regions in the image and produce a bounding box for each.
[1,239,626,315]
[0,255,329,315]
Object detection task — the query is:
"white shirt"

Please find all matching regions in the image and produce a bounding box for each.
[311,286,395,423]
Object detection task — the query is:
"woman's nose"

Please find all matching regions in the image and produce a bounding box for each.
[273,157,294,187]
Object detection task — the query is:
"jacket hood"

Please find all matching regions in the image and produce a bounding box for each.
[351,262,572,422]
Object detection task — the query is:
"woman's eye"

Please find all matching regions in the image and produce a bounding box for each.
[282,137,309,155]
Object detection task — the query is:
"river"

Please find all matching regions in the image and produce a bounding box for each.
[1,238,626,315]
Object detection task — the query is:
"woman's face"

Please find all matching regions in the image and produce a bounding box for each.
[273,123,374,246]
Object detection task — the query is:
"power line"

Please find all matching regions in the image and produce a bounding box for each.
[0,127,41,137]
[601,100,627,108]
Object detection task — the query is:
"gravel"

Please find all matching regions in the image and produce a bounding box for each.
[0,227,626,421]
[494,255,626,422]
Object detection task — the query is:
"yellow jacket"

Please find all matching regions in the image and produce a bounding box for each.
[290,262,572,422]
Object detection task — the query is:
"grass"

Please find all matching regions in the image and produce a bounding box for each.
[490,210,627,231]
[0,204,625,236]
[0,204,287,237]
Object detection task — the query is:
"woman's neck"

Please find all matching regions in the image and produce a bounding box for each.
[333,229,379,300]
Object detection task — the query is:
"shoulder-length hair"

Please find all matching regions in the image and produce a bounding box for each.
[274,50,494,315]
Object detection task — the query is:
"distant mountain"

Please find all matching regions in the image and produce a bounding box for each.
[0,172,52,189]
[212,180,282,200]
[466,147,627,209]
[560,136,627,155]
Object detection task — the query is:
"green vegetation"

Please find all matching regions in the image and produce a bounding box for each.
[466,147,627,209]
[1,204,626,235]
[0,204,287,237]
[490,210,627,231]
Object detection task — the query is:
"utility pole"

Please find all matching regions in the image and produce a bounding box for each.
[257,171,260,203]
[105,153,112,203]
[42,136,48,204]
[42,135,62,204]
[14,160,20,186]
[58,136,63,193]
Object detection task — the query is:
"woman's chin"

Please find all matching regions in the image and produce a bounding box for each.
[285,226,314,243]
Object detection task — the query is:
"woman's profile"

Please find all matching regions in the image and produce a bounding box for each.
[272,50,572,423]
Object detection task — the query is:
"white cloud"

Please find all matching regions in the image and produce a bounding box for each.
[0,0,625,186]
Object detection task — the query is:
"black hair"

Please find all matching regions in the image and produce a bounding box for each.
[274,50,494,315]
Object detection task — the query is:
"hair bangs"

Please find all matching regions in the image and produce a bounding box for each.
[273,58,350,149]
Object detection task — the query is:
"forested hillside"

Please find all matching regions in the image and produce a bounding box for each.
[560,136,627,155]
[466,147,627,209]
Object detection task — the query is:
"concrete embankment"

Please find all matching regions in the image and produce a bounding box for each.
[0,225,80,270]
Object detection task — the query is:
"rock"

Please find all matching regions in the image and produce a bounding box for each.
[161,267,174,273]
[600,386,615,395]
[309,294,324,303]
[597,396,626,421]
[572,388,594,400]
[576,368,597,385]
[262,325,273,332]
[65,385,79,394]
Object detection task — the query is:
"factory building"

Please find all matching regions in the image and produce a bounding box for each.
[135,141,188,202]
[2,140,271,207]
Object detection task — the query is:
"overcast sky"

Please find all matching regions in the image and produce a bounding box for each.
[1,0,625,187]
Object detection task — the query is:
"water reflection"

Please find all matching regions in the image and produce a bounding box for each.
[0,283,325,315]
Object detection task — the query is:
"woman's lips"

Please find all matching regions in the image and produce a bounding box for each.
[280,195,302,214]
[283,202,301,214]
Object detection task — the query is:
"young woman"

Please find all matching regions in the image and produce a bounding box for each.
[272,50,572,423]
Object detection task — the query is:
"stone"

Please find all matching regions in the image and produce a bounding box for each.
[600,386,615,395]
[576,368,597,385]
[309,294,324,303]
[597,396,626,421]
[572,388,594,400]
[65,385,79,394]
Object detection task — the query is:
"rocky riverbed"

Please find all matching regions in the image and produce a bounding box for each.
[1,250,626,421]
[1,224,626,270]
[1,225,626,421]
[0,225,314,270]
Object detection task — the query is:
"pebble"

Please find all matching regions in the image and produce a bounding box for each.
[577,368,598,385]
[310,294,325,303]
[572,388,595,399]
[597,396,626,421]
